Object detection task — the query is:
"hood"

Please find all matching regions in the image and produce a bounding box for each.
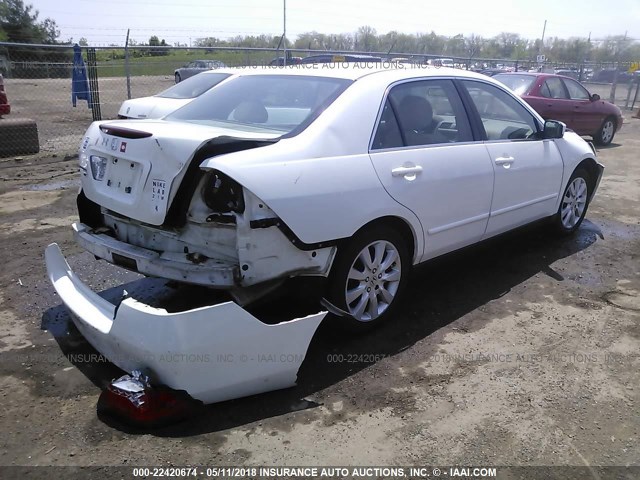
[117,96,193,119]
[80,119,280,225]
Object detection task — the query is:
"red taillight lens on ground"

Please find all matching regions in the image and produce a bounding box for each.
[97,371,203,428]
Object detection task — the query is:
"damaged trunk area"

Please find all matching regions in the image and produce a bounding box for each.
[76,135,337,305]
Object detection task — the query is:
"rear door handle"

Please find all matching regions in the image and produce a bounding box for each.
[391,165,423,177]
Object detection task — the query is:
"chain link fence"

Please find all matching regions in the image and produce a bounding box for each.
[0,42,638,159]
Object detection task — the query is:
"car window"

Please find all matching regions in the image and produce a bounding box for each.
[540,77,568,99]
[563,78,590,100]
[166,75,352,135]
[372,79,472,149]
[493,74,535,96]
[462,80,538,141]
[156,73,231,99]
[371,100,403,149]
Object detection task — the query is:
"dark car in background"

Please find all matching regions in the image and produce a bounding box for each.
[554,69,579,80]
[495,72,623,145]
[0,74,10,116]
[590,69,635,84]
[174,60,227,83]
[269,56,302,66]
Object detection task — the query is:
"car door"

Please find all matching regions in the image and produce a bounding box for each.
[185,62,199,78]
[368,78,495,261]
[460,80,564,237]
[563,77,601,134]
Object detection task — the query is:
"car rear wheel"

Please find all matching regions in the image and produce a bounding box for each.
[327,225,410,331]
[553,168,591,235]
[594,116,616,146]
[175,73,181,84]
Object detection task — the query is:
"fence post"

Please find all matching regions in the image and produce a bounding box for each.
[86,48,102,121]
[125,29,132,100]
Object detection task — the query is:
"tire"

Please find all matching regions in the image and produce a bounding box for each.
[326,225,410,331]
[594,116,616,146]
[552,168,591,235]
[175,72,181,83]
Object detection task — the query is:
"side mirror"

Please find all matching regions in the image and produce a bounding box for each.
[543,120,566,139]
[590,93,600,101]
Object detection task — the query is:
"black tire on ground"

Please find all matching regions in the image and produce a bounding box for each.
[552,168,592,236]
[326,224,410,332]
[175,73,181,83]
[0,118,39,157]
[594,116,616,146]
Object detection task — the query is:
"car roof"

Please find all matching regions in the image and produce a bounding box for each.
[211,64,492,83]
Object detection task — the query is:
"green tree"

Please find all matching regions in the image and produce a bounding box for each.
[0,0,60,43]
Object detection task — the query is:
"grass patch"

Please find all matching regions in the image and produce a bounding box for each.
[95,50,277,77]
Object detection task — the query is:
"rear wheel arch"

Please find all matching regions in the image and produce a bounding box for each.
[346,216,417,263]
[326,216,415,329]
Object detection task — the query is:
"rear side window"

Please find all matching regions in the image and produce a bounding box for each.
[371,79,472,149]
[540,77,568,99]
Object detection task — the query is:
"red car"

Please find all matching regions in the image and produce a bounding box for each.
[0,74,10,116]
[494,72,622,145]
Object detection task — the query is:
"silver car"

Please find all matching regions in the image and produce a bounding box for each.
[174,60,226,83]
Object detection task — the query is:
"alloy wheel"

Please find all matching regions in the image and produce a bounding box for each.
[344,240,402,322]
[560,177,588,229]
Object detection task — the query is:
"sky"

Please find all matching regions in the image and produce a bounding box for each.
[27,0,640,47]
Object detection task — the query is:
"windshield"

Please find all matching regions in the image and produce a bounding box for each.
[166,74,352,135]
[156,73,231,99]
[493,74,535,96]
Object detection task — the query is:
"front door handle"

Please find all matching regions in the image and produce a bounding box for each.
[495,156,515,167]
[391,165,423,177]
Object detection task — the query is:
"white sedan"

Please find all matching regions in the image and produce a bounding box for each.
[117,70,232,119]
[46,65,602,402]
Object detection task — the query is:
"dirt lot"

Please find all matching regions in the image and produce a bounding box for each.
[0,111,638,474]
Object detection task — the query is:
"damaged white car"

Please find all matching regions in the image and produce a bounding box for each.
[47,65,603,403]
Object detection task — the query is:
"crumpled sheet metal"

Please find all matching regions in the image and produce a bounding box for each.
[45,243,326,404]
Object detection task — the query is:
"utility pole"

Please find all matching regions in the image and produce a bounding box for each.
[283,0,287,66]
[540,20,547,52]
[610,31,627,103]
[125,29,131,100]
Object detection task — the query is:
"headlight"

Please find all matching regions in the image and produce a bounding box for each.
[89,155,107,181]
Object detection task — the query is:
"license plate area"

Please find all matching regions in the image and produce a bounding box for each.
[105,157,142,196]
[112,252,138,272]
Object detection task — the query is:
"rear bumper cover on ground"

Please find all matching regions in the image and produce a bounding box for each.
[45,243,326,404]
